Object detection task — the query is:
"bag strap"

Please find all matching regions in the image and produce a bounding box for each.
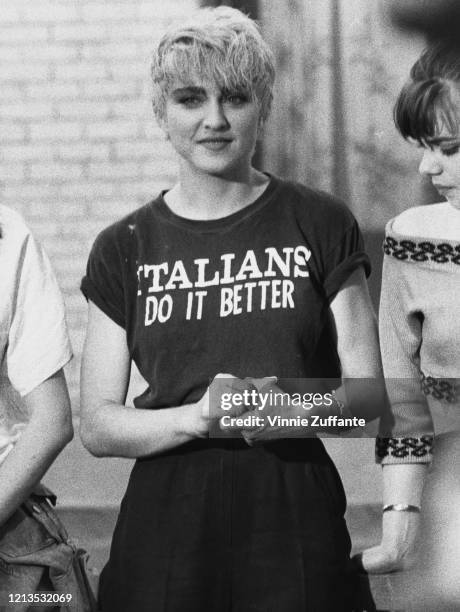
[23,494,71,546]
[32,482,57,506]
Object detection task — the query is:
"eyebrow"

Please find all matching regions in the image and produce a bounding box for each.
[424,136,460,145]
[171,86,205,96]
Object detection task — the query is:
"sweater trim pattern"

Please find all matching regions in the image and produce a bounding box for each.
[375,435,433,460]
[383,236,460,265]
[421,372,459,403]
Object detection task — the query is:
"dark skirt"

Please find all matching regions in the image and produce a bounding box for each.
[99,438,356,612]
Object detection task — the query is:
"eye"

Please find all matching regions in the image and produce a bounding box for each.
[178,95,202,108]
[440,144,460,157]
[223,92,248,106]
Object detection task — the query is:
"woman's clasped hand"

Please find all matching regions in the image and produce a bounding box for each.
[198,375,340,444]
[194,373,259,435]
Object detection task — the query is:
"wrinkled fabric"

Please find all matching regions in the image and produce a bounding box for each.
[0,205,72,467]
[0,487,97,612]
[100,439,357,612]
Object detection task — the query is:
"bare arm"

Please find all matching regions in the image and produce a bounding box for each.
[80,301,250,458]
[357,463,427,573]
[232,267,385,442]
[0,369,73,526]
[329,267,387,423]
[80,301,205,458]
[329,267,381,378]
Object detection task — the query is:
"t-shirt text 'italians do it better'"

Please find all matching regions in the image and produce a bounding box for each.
[136,245,311,324]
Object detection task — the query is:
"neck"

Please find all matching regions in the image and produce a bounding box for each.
[164,164,269,220]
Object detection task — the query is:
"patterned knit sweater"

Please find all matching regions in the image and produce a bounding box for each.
[376,214,460,464]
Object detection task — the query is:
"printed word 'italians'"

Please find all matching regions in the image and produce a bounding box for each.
[136,246,311,294]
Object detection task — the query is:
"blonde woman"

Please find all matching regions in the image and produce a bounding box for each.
[80,7,381,611]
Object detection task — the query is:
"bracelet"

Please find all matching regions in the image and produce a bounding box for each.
[382,504,420,513]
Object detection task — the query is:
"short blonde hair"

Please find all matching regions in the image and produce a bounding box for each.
[151,6,275,123]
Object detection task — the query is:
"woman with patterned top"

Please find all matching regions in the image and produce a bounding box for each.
[359,41,460,580]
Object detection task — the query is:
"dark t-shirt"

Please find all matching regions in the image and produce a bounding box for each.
[81,175,370,410]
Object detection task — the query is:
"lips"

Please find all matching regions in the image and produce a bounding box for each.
[198,138,232,151]
[198,138,232,143]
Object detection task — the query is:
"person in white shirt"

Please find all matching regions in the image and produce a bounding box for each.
[0,205,74,598]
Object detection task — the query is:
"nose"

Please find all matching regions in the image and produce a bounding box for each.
[418,148,442,176]
[203,99,229,131]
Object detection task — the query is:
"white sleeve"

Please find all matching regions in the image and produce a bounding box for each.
[376,255,433,464]
[7,232,72,396]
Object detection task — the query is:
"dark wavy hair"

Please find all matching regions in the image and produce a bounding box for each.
[394,40,460,144]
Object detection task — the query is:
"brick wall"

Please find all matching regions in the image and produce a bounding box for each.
[0,0,198,409]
